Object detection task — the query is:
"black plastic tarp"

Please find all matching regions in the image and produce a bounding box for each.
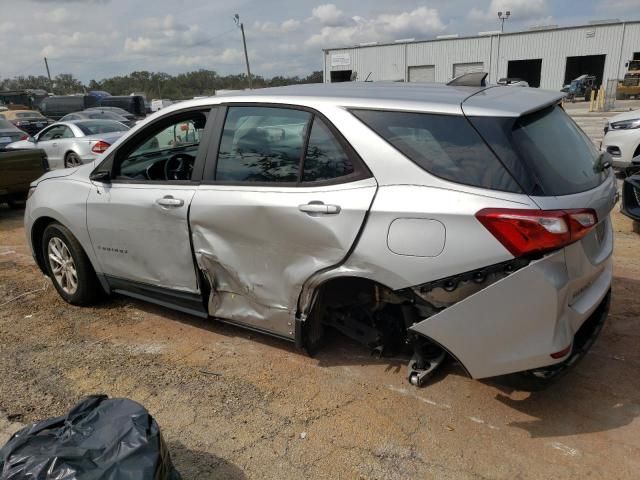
[0,395,181,479]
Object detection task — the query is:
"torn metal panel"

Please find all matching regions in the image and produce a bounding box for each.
[190,179,377,338]
[410,250,613,379]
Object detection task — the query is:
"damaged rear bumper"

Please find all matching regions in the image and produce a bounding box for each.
[408,249,613,379]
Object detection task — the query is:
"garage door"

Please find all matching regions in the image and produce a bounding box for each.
[408,65,435,83]
[453,62,484,78]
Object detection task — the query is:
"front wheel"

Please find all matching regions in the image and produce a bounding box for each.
[64,152,82,168]
[42,222,102,305]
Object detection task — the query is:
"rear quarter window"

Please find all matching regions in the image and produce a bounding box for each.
[469,105,607,196]
[351,109,521,193]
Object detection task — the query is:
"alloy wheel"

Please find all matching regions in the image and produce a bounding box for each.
[47,237,78,295]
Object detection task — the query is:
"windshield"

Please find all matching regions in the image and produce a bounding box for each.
[469,105,607,196]
[75,120,128,135]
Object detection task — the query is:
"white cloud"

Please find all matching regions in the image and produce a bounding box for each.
[124,36,153,53]
[253,19,302,34]
[306,6,445,47]
[468,0,548,22]
[140,14,187,32]
[311,4,345,26]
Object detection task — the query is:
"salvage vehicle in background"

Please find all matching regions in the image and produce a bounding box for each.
[98,95,146,119]
[0,118,29,148]
[61,110,136,128]
[0,147,48,208]
[602,109,640,169]
[85,106,137,125]
[621,163,640,227]
[0,109,52,136]
[39,95,99,120]
[7,120,128,169]
[24,81,616,390]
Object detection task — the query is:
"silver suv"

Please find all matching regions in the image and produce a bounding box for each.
[24,82,616,389]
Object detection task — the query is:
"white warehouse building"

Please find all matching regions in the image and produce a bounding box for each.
[322,20,640,90]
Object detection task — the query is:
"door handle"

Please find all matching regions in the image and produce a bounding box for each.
[298,202,341,215]
[52,142,58,147]
[156,195,184,208]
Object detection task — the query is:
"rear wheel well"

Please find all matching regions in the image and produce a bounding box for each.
[302,277,421,356]
[31,216,57,274]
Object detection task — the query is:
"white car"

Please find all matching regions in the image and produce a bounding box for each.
[602,109,640,169]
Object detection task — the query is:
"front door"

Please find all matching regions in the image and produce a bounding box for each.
[190,105,377,338]
[86,109,212,293]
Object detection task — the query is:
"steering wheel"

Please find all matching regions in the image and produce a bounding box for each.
[164,153,194,180]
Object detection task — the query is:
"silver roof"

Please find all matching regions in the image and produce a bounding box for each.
[211,82,564,117]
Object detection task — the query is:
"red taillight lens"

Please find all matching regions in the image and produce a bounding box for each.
[91,140,110,154]
[476,208,597,257]
[19,135,28,141]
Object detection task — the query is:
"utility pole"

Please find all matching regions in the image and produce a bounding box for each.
[498,11,510,33]
[234,14,252,89]
[44,57,53,93]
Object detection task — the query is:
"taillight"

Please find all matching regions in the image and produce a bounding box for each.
[19,134,28,141]
[476,208,598,257]
[91,140,110,154]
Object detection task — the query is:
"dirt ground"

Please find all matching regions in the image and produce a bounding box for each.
[1,205,640,479]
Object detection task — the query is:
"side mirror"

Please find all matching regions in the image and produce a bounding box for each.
[89,170,111,183]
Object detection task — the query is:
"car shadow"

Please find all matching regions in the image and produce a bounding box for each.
[168,441,247,480]
[97,273,639,440]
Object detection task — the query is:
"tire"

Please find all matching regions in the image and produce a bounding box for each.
[42,222,103,305]
[64,152,82,168]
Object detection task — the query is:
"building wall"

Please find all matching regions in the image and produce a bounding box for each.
[323,21,640,90]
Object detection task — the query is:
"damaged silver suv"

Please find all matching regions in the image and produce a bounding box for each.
[25,79,616,389]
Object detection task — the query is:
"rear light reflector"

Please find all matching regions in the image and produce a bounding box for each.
[91,140,110,154]
[550,343,572,359]
[476,208,597,257]
[19,135,28,141]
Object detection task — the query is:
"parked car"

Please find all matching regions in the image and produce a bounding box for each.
[24,82,616,390]
[0,118,29,148]
[61,110,135,128]
[621,171,640,223]
[601,109,640,169]
[39,95,98,120]
[98,95,146,118]
[7,120,128,169]
[85,106,136,124]
[0,109,52,136]
[151,99,174,112]
[0,147,48,208]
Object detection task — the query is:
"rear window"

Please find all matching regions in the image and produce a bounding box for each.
[469,106,606,196]
[75,120,128,135]
[0,119,15,129]
[351,110,521,193]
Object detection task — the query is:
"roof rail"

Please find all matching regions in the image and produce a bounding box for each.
[447,72,488,87]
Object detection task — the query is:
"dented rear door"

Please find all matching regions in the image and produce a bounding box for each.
[190,104,376,339]
[190,179,376,338]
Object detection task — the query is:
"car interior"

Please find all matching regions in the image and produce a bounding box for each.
[115,112,207,181]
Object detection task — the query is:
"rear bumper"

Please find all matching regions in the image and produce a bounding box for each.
[409,231,613,379]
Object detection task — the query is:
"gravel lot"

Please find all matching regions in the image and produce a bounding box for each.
[1,107,639,478]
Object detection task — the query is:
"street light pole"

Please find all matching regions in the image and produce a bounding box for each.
[498,11,511,33]
[234,14,252,89]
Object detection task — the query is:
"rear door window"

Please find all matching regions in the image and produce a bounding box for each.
[215,106,311,183]
[351,109,521,193]
[302,117,355,182]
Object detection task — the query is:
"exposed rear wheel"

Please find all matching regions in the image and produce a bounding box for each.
[64,152,82,168]
[42,222,102,305]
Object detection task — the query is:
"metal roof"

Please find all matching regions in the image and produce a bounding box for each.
[323,19,640,52]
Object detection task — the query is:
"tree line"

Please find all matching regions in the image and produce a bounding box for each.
[0,69,323,99]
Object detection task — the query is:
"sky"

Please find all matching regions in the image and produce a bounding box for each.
[1,0,639,82]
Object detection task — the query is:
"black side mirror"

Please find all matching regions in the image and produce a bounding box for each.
[90,170,111,183]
